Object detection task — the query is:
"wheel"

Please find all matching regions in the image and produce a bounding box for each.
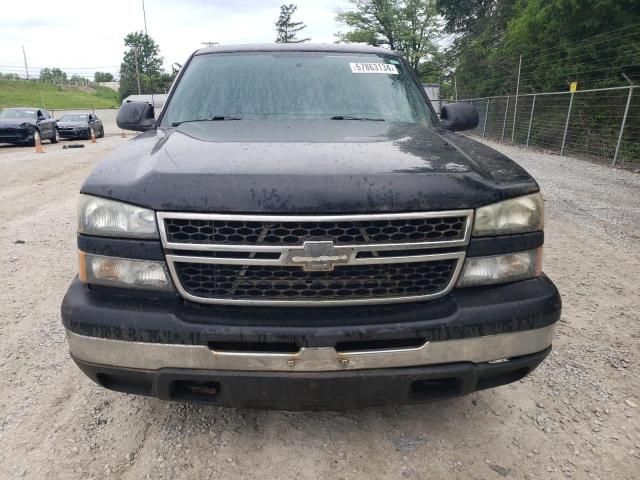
[29,129,41,147]
[50,128,60,144]
[99,126,105,138]
[86,128,92,140]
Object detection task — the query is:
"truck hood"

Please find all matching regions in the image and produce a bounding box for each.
[81,120,538,213]
[0,118,34,128]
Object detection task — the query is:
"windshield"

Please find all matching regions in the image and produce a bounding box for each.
[0,108,37,119]
[60,114,89,122]
[161,52,434,126]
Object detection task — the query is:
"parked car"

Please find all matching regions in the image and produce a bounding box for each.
[61,43,561,410]
[57,113,104,140]
[0,107,59,145]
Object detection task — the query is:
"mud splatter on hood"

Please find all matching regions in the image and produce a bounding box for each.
[82,120,538,213]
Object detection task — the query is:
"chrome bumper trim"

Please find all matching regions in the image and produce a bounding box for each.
[66,325,555,373]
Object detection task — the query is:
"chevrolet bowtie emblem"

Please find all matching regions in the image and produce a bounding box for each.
[284,241,354,272]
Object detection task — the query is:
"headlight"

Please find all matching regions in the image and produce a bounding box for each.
[79,252,173,291]
[78,194,158,238]
[457,248,542,288]
[473,193,544,236]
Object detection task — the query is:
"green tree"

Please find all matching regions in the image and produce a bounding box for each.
[119,31,164,99]
[502,0,640,91]
[436,0,640,97]
[69,74,85,85]
[436,0,510,39]
[275,4,310,43]
[39,67,68,84]
[336,0,440,73]
[94,71,114,82]
[432,0,513,97]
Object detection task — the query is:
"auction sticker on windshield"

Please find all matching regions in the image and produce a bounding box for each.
[350,63,398,74]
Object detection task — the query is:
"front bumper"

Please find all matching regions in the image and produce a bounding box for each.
[73,348,550,409]
[0,127,32,144]
[59,128,90,139]
[67,325,555,372]
[62,276,561,408]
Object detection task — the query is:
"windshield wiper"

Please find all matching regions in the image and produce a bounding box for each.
[171,115,242,127]
[330,115,385,122]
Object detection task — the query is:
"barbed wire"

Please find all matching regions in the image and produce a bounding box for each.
[447,23,640,98]
[519,24,640,59]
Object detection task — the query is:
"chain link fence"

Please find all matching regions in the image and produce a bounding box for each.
[459,85,639,167]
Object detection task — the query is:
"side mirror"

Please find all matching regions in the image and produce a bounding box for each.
[116,101,156,132]
[440,103,479,131]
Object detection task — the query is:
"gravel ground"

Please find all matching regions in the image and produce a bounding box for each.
[0,135,639,480]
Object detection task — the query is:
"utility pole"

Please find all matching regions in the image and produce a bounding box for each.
[142,0,148,35]
[134,47,142,94]
[22,45,29,79]
[140,0,154,104]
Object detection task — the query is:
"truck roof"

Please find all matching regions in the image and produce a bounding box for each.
[195,43,399,57]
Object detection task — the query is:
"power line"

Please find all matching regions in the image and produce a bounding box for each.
[520,45,639,71]
[0,65,119,70]
[520,24,640,59]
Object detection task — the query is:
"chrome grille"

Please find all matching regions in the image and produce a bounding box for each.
[175,260,457,301]
[158,211,473,306]
[164,216,468,245]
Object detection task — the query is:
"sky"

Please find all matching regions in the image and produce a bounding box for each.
[0,0,352,80]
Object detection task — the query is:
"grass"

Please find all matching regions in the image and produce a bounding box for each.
[0,80,120,109]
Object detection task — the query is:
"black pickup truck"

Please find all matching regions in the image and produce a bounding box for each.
[61,44,561,410]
